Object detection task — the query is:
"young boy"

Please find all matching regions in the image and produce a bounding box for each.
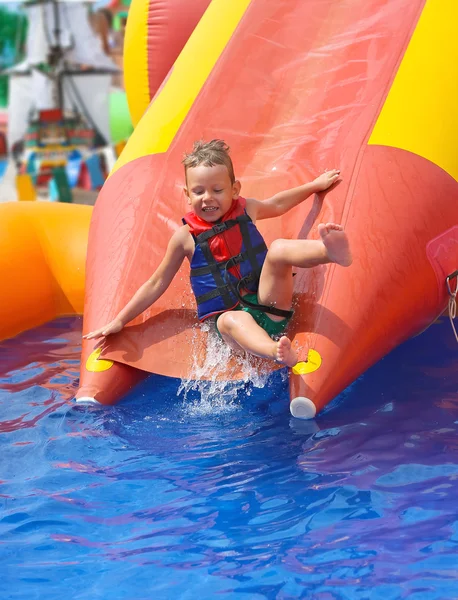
[84,139,352,368]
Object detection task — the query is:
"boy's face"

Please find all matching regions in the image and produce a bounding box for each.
[184,164,241,222]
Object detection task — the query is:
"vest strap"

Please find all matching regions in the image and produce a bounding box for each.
[194,215,250,244]
[198,238,234,309]
[190,243,267,277]
[234,277,294,319]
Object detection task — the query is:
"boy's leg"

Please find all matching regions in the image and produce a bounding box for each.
[258,223,352,316]
[217,224,351,367]
[217,310,298,367]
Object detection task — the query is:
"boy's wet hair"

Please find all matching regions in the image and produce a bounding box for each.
[182,139,235,183]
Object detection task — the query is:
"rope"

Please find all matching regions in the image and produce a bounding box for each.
[446,271,458,343]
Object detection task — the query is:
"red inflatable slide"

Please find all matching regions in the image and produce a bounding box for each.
[77,0,458,418]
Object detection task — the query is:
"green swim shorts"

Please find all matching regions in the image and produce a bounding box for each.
[215,293,292,339]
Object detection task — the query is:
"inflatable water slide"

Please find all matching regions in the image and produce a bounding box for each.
[2,0,458,418]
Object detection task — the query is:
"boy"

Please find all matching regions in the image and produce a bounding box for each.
[84,140,352,368]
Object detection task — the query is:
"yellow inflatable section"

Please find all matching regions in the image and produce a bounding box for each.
[0,202,92,341]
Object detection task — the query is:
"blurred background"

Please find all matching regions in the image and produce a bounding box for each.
[0,0,133,204]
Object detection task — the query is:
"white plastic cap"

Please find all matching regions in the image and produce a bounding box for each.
[75,396,101,405]
[290,396,316,420]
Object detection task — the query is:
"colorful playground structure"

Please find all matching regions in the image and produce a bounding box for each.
[1,0,457,418]
[0,0,136,203]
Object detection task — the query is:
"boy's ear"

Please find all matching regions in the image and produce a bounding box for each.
[233,180,241,198]
[183,187,191,204]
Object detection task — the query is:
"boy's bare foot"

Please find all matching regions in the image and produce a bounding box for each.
[276,336,298,367]
[318,222,353,267]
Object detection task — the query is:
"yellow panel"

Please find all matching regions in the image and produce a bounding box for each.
[124,0,150,127]
[16,174,36,201]
[369,0,458,182]
[292,349,322,375]
[86,348,114,372]
[112,0,252,175]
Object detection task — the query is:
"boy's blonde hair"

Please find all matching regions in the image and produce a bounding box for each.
[182,139,235,183]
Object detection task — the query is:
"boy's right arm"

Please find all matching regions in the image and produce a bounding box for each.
[246,170,341,221]
[83,227,190,340]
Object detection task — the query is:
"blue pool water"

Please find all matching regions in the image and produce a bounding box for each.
[1,317,457,599]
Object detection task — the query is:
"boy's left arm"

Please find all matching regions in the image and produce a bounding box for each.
[248,169,340,220]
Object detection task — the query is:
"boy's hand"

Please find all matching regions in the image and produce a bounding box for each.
[313,169,340,191]
[83,318,124,341]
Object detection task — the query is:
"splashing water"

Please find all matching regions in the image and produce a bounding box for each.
[178,322,279,416]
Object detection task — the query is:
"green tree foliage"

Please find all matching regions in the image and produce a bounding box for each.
[0,7,28,107]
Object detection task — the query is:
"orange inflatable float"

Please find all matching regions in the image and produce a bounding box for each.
[0,202,91,341]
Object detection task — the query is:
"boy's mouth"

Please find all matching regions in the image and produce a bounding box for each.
[202,207,219,212]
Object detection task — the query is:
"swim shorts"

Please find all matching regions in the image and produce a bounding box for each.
[215,293,292,339]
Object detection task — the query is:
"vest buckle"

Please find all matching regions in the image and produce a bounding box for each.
[212,222,227,234]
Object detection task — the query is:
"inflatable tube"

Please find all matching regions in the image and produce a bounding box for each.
[124,0,211,126]
[78,0,458,415]
[0,202,91,341]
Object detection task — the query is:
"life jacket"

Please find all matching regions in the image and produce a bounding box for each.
[183,197,268,321]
